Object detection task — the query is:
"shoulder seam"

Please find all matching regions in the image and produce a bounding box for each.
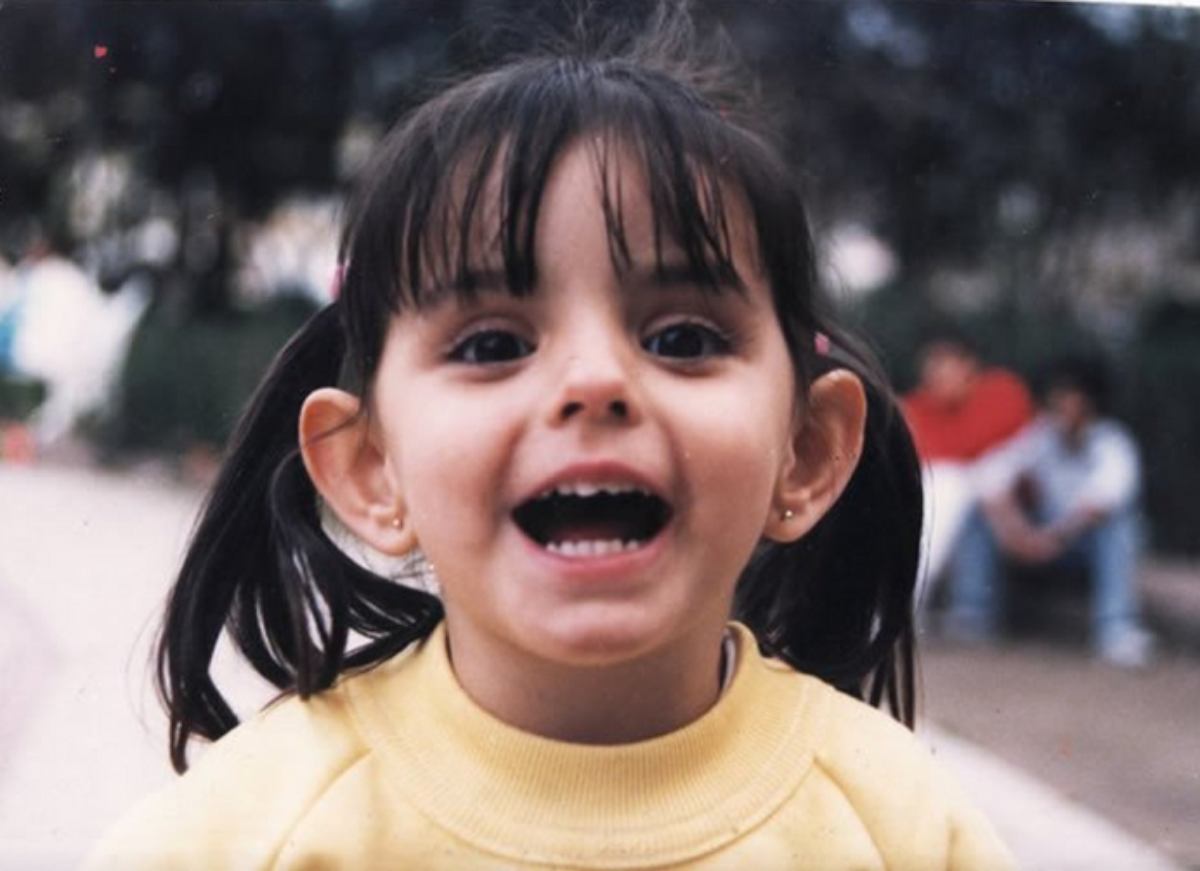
[264,746,373,870]
[811,755,891,871]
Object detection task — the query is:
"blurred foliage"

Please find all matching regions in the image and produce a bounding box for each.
[3,0,1196,290]
[0,376,47,421]
[730,0,1200,275]
[98,294,317,455]
[89,2,349,311]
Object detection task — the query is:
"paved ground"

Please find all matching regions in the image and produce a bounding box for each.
[0,462,1194,869]
[922,636,1200,868]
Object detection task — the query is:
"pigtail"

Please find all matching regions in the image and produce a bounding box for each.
[736,351,921,728]
[156,303,443,772]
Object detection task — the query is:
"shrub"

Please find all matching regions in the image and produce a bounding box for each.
[0,376,46,421]
[101,292,318,456]
[1132,299,1200,556]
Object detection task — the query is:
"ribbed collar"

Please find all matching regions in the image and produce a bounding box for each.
[346,622,826,868]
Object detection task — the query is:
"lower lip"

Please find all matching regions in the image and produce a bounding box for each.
[518,524,670,582]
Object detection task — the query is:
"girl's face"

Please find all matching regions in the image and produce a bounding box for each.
[371,142,800,670]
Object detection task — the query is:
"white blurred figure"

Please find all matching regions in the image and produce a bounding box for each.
[5,236,150,448]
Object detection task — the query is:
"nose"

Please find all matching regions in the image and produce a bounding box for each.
[559,393,630,423]
[549,335,640,427]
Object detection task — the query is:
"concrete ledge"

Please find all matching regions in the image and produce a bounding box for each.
[1142,561,1200,654]
[925,724,1183,871]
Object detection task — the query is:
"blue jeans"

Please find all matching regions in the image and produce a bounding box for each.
[944,505,1144,648]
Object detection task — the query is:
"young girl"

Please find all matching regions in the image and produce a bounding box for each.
[91,12,1012,870]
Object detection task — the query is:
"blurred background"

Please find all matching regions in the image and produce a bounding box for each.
[1,0,1198,868]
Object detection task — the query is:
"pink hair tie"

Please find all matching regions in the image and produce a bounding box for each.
[330,263,346,300]
[814,332,831,355]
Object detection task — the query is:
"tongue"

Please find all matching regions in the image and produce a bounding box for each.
[547,519,631,544]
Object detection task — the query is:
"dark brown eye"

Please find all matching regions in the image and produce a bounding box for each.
[643,322,731,360]
[449,329,534,364]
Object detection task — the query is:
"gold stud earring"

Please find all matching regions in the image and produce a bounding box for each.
[781,508,795,521]
[391,516,402,529]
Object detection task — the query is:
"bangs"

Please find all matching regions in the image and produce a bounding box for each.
[337,56,815,386]
[342,60,796,312]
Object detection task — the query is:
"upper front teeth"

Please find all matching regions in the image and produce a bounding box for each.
[540,482,647,499]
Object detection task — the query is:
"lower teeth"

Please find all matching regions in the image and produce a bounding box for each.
[545,539,643,557]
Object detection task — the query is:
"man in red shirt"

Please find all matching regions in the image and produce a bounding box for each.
[903,335,1034,465]
[902,331,1035,612]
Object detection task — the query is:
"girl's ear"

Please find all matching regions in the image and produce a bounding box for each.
[763,368,867,543]
[298,387,417,556]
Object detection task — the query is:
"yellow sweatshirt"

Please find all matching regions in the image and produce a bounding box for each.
[89,623,1012,870]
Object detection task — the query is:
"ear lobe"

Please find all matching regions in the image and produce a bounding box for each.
[763,369,867,543]
[299,387,416,556]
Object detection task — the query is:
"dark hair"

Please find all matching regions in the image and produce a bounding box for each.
[157,8,922,772]
[915,319,977,359]
[1041,353,1113,414]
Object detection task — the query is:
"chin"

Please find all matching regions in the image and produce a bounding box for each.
[524,606,682,668]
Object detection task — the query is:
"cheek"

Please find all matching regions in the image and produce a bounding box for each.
[392,392,517,548]
[672,368,795,519]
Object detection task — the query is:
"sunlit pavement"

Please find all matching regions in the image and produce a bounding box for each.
[0,462,1187,869]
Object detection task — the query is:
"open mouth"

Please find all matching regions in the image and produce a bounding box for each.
[512,483,673,557]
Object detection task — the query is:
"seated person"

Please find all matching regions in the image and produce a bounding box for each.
[902,329,1034,604]
[943,355,1153,666]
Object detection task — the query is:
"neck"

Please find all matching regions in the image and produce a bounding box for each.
[1063,418,1093,450]
[442,617,728,744]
